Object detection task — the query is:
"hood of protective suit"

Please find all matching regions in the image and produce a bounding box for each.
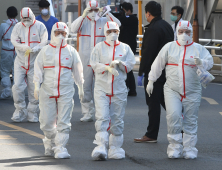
[87,0,99,20]
[104,21,120,46]
[4,19,18,26]
[50,22,69,47]
[20,7,35,27]
[176,20,193,46]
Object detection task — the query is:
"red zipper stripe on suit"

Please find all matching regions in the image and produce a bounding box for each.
[174,41,194,99]
[94,21,96,46]
[49,43,69,99]
[21,20,36,74]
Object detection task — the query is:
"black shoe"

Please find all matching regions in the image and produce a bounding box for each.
[128,91,137,96]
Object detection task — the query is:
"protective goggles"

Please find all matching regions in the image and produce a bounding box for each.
[178,29,191,35]
[106,29,119,35]
[89,8,99,12]
[54,30,67,37]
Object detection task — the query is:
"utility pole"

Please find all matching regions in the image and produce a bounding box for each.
[193,0,199,43]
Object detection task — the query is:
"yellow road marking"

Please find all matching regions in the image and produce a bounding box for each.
[0,135,16,140]
[0,121,44,139]
[0,143,43,146]
[220,112,222,116]
[202,97,219,105]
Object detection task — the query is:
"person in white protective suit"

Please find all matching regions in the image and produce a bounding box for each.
[146,20,213,159]
[71,0,121,122]
[0,6,18,99]
[90,21,136,160]
[10,7,48,122]
[33,22,84,159]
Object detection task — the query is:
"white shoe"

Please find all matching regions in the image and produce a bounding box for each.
[91,145,108,161]
[80,114,93,122]
[54,147,71,159]
[11,109,27,122]
[53,133,70,159]
[108,134,125,159]
[43,137,55,156]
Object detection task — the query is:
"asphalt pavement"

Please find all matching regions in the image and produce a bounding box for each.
[0,73,222,170]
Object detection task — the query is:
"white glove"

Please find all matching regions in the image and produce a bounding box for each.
[31,46,40,53]
[34,82,40,100]
[24,47,32,57]
[82,7,91,18]
[78,85,84,100]
[194,57,202,66]
[105,66,119,76]
[146,80,154,97]
[110,60,120,68]
[99,7,104,12]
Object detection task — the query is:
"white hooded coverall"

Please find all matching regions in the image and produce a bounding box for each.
[34,22,84,158]
[90,21,136,160]
[71,0,121,120]
[0,19,18,99]
[11,8,48,122]
[148,21,213,159]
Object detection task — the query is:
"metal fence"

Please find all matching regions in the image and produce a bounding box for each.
[136,35,222,68]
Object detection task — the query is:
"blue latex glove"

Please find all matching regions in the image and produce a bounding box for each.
[137,75,144,86]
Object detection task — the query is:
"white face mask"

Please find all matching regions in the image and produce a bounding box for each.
[106,32,118,45]
[54,34,65,46]
[88,11,97,20]
[23,20,32,27]
[177,33,192,46]
[41,9,49,16]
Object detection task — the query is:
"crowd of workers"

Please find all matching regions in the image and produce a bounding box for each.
[0,0,213,161]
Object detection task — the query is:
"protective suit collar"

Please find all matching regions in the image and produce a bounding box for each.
[176,20,193,46]
[104,40,120,47]
[20,7,35,27]
[50,22,69,47]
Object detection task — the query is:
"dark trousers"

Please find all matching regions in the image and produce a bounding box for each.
[144,77,165,140]
[126,70,136,93]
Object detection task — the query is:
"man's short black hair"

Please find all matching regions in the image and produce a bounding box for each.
[7,6,18,18]
[171,6,184,18]
[145,1,161,17]
[122,2,133,13]
[38,0,50,8]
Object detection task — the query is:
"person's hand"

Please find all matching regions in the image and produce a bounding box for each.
[31,46,40,53]
[34,82,40,100]
[24,47,32,57]
[194,57,202,66]
[82,7,91,18]
[105,66,119,76]
[146,80,154,97]
[110,60,120,68]
[137,75,144,86]
[78,85,84,100]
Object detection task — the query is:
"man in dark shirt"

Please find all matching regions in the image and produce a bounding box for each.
[118,2,138,96]
[170,6,184,40]
[134,1,174,143]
